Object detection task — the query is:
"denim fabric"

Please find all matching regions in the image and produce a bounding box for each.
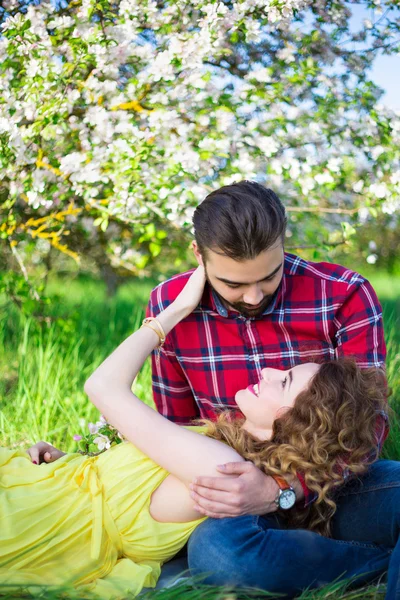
[188,460,400,599]
[154,556,190,590]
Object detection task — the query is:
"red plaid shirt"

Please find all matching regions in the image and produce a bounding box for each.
[147,253,388,506]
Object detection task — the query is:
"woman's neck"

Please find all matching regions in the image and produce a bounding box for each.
[241,420,272,441]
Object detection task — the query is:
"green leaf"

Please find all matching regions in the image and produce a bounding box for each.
[149,242,161,257]
[146,223,156,237]
[341,222,357,238]
[369,207,378,218]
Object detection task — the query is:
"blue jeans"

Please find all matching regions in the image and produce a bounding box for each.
[188,460,400,599]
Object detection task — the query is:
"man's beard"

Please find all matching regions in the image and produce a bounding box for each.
[204,268,275,318]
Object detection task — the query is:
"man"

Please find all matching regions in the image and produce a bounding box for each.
[147,181,387,505]
[32,182,399,596]
[146,181,399,597]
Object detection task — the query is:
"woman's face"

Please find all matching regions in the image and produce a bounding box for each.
[235,363,320,433]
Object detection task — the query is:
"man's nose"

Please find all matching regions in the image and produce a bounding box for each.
[242,285,263,305]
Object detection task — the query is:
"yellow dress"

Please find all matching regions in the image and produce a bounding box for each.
[0,435,206,599]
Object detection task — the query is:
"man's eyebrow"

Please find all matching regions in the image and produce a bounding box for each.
[215,263,283,285]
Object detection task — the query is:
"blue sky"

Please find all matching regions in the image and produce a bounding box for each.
[350,3,400,110]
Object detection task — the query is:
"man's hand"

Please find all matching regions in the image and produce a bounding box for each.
[189,461,281,518]
[27,441,66,465]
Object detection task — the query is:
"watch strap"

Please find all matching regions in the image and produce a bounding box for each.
[271,474,291,491]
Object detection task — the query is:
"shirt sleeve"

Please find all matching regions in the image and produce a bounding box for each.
[146,294,200,424]
[334,279,386,368]
[297,279,389,508]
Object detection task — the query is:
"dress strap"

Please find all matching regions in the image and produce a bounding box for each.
[72,458,123,560]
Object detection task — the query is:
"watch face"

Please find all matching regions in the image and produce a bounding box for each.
[279,489,296,510]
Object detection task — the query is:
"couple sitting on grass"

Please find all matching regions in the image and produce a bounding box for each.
[1,182,399,600]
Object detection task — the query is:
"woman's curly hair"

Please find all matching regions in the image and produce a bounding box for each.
[202,358,389,537]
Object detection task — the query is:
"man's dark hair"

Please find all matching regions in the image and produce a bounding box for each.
[192,180,287,260]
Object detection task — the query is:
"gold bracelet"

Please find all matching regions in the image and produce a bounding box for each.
[141,317,166,346]
[146,317,166,340]
[141,318,166,368]
[141,323,162,344]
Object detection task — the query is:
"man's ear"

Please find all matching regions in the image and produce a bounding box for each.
[191,241,204,267]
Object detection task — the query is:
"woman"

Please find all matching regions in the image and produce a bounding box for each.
[0,267,390,599]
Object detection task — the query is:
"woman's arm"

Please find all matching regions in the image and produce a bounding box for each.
[84,267,245,486]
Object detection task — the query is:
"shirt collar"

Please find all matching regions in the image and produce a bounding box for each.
[202,276,284,319]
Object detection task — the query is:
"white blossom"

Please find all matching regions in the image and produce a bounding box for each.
[370,145,385,160]
[1,13,26,32]
[246,67,272,83]
[315,172,334,185]
[88,422,100,435]
[390,171,400,185]
[258,136,279,157]
[299,177,315,194]
[245,20,262,43]
[326,157,342,173]
[358,207,370,224]
[382,198,400,215]
[353,180,364,193]
[369,182,388,199]
[0,117,11,133]
[0,0,398,273]
[59,152,86,175]
[93,435,111,451]
[277,44,296,63]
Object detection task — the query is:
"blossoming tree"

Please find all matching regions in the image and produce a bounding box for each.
[0,0,399,306]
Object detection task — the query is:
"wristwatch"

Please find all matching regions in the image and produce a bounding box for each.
[271,475,296,510]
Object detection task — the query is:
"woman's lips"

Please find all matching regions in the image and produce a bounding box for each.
[247,384,257,396]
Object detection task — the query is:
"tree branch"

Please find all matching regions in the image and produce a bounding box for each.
[286,206,359,215]
[286,240,348,250]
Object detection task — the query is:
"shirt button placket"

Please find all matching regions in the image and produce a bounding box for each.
[245,318,260,379]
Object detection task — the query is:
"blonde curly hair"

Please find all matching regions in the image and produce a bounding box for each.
[202,358,388,537]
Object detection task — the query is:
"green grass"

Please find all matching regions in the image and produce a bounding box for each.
[0,269,399,599]
[0,275,156,449]
[0,577,389,600]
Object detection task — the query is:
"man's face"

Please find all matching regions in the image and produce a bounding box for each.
[198,242,284,318]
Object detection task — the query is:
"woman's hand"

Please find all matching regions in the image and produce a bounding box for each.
[27,441,66,464]
[173,265,206,316]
